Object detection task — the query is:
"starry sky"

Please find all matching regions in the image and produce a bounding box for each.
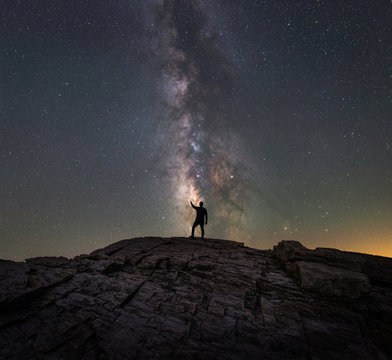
[1,0,391,261]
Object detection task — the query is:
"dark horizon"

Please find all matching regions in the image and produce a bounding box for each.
[2,235,392,263]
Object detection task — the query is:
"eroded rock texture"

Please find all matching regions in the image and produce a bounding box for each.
[1,237,391,359]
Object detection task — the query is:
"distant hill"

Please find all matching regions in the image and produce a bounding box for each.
[1,237,391,359]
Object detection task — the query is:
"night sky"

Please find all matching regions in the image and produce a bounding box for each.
[1,0,391,261]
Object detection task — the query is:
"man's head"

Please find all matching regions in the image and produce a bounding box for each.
[199,201,203,207]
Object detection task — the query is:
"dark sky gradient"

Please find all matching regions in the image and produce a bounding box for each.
[1,0,391,260]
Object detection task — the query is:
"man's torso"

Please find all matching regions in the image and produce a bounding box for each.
[195,207,206,223]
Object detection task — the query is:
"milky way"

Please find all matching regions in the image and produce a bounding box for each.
[149,0,252,238]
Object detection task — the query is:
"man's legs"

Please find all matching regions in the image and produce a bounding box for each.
[191,221,204,238]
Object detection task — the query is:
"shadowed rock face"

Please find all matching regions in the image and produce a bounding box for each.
[0,238,391,359]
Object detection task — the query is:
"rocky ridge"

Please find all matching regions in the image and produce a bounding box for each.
[1,237,391,359]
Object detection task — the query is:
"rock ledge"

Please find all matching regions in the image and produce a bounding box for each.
[1,237,391,359]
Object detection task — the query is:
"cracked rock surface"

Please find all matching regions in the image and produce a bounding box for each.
[1,237,391,359]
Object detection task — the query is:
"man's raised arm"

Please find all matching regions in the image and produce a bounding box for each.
[190,201,197,209]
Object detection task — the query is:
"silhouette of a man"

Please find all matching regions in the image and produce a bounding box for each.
[190,201,208,239]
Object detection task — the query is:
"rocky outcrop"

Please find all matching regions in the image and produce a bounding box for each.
[0,237,391,359]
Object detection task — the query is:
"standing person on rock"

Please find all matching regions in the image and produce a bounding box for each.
[189,201,208,239]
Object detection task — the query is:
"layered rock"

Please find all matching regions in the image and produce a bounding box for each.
[0,237,391,359]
